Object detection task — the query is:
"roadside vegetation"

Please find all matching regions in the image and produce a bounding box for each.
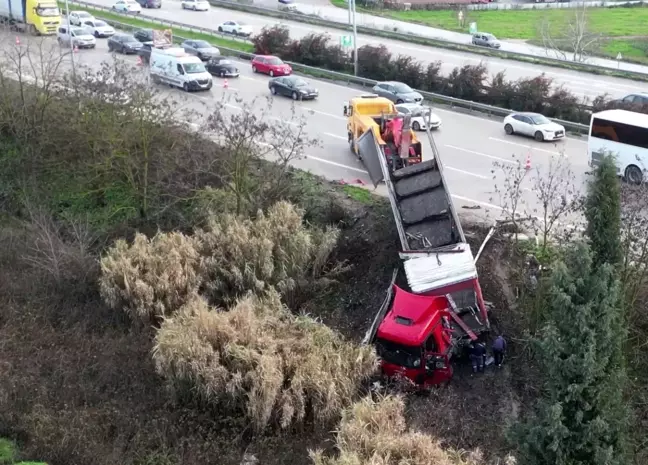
[0,35,647,465]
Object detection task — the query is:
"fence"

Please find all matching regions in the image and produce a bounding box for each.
[467,0,647,10]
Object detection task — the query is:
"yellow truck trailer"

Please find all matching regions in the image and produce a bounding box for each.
[0,0,61,35]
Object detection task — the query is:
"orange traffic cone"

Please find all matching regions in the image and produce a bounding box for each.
[525,152,531,171]
[73,45,79,54]
[222,79,229,89]
[136,55,143,66]
[15,36,20,45]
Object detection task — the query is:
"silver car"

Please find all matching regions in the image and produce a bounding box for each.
[372,81,423,104]
[471,32,501,49]
[181,39,220,61]
[57,25,96,49]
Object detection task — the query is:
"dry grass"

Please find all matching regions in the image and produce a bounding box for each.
[310,395,490,465]
[99,231,202,324]
[152,291,378,433]
[197,201,341,305]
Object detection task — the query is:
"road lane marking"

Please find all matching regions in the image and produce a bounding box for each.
[444,144,515,165]
[324,132,347,140]
[488,137,564,156]
[305,155,369,173]
[309,108,346,120]
[451,195,503,211]
[445,166,489,179]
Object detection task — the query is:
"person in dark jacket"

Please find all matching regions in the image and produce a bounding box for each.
[470,342,486,373]
[492,335,507,367]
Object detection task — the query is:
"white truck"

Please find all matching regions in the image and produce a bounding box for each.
[150,47,213,92]
[0,0,61,35]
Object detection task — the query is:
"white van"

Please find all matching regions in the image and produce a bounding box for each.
[150,47,213,92]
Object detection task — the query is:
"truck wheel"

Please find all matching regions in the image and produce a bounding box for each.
[624,165,643,185]
[183,82,189,92]
[28,24,38,35]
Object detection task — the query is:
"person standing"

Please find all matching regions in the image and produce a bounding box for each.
[492,335,507,367]
[470,342,486,373]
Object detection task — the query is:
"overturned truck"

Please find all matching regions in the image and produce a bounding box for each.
[346,95,491,386]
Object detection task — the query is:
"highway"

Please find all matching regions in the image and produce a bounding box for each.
[77,0,648,101]
[1,31,590,225]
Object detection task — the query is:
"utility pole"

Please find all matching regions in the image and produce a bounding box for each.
[63,0,77,83]
[347,0,351,25]
[351,0,358,76]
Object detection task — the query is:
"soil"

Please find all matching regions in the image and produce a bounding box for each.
[0,182,536,465]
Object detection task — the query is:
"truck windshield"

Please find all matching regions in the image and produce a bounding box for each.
[183,62,207,74]
[375,338,421,368]
[36,5,60,16]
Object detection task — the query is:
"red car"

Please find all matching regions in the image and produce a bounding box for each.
[251,55,292,77]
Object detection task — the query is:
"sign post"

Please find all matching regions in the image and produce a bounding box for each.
[340,35,353,48]
[616,52,622,69]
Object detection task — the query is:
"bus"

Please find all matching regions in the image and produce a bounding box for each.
[588,109,648,184]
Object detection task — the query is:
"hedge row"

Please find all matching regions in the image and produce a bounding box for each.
[252,26,648,124]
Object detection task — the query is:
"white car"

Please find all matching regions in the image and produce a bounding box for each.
[68,10,94,26]
[503,112,565,142]
[79,19,115,37]
[112,0,142,13]
[395,103,441,131]
[57,25,96,48]
[217,21,253,37]
[181,0,210,10]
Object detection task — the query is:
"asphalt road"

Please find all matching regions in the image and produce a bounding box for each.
[1,31,590,225]
[78,0,648,101]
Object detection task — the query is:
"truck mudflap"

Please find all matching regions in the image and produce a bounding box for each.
[356,127,386,188]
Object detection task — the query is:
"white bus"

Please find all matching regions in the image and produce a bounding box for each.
[588,109,648,184]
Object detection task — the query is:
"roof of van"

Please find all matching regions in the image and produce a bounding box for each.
[593,109,648,128]
[151,47,188,57]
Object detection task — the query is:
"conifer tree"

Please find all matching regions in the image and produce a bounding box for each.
[514,243,628,465]
[585,155,621,268]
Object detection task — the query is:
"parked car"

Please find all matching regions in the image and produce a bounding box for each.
[251,55,292,77]
[395,103,441,131]
[181,0,210,10]
[57,25,96,48]
[133,28,154,42]
[80,19,115,38]
[613,92,648,106]
[135,0,161,8]
[67,10,94,26]
[372,81,422,104]
[108,33,143,54]
[471,32,501,49]
[112,0,142,13]
[181,39,220,60]
[269,76,318,100]
[503,112,565,142]
[217,21,253,37]
[206,57,240,77]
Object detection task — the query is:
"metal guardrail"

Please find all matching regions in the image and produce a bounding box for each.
[203,0,648,81]
[64,7,590,133]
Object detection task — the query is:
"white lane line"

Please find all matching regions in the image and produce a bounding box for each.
[270,116,298,126]
[309,108,346,120]
[225,103,242,110]
[324,132,347,140]
[451,195,503,211]
[488,137,564,156]
[444,144,515,165]
[445,166,489,179]
[305,155,369,174]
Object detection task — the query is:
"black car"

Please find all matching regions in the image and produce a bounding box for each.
[133,28,154,43]
[268,76,318,100]
[107,33,143,54]
[135,0,161,7]
[206,57,239,77]
[137,41,154,64]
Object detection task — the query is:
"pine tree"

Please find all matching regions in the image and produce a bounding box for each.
[585,155,621,268]
[515,243,628,465]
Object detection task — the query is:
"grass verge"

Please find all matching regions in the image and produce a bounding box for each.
[58,3,255,53]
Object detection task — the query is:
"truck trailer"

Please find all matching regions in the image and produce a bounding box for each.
[0,0,61,35]
[344,94,491,387]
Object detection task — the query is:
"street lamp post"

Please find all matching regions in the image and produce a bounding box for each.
[63,0,77,83]
[351,0,358,76]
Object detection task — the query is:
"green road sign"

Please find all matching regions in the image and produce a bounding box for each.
[340,35,353,48]
[469,22,477,34]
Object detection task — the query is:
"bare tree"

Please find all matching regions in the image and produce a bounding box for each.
[619,184,648,311]
[528,153,580,252]
[202,94,319,215]
[491,157,531,244]
[538,3,602,63]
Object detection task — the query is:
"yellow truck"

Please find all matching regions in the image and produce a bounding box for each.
[0,0,61,35]
[343,94,423,174]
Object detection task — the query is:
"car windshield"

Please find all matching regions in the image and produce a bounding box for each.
[194,40,211,48]
[292,79,309,87]
[393,82,413,93]
[121,35,137,42]
[267,57,283,65]
[95,20,108,27]
[183,62,207,74]
[71,27,86,35]
[530,114,551,125]
[79,12,92,17]
[484,33,496,40]
[375,338,421,369]
[36,6,59,16]
[218,59,233,65]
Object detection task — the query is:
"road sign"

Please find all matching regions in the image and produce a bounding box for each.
[469,22,477,34]
[616,52,623,61]
[340,35,353,48]
[458,10,464,21]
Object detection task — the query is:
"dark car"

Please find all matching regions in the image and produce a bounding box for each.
[107,33,143,54]
[372,81,422,104]
[133,28,154,43]
[268,76,318,100]
[181,39,220,61]
[135,0,161,7]
[206,57,239,77]
[137,41,155,63]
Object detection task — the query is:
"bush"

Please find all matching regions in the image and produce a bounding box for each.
[356,45,394,82]
[99,231,202,323]
[447,64,488,102]
[152,291,378,433]
[196,201,340,305]
[286,33,350,72]
[251,25,292,56]
[310,395,482,465]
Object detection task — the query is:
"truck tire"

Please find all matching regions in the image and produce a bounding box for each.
[624,165,643,185]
